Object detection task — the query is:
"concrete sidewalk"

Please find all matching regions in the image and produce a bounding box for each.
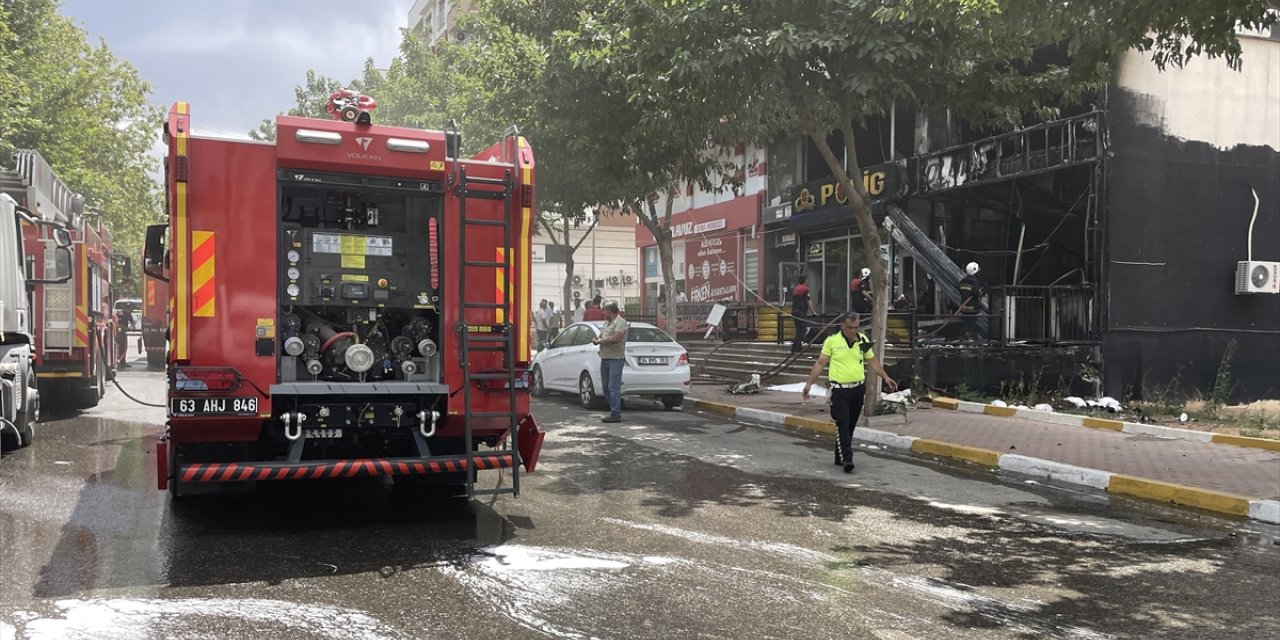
[686,388,1280,524]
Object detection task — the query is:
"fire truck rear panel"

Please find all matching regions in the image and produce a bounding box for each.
[165,107,539,483]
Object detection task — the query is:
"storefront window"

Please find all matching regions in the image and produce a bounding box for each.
[801,235,869,313]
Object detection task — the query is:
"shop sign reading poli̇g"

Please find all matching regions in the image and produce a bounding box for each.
[685,235,739,303]
[790,163,899,214]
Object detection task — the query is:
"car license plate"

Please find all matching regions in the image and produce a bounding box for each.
[170,396,259,417]
[304,428,343,439]
[638,356,668,365]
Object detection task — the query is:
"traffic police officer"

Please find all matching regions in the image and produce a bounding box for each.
[802,313,897,472]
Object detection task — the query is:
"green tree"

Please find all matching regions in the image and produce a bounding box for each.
[454,6,612,314]
[1,0,163,274]
[587,0,1277,410]
[479,0,759,331]
[247,118,276,142]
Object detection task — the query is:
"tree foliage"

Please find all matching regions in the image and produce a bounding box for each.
[476,0,762,328]
[1,0,164,269]
[580,0,1277,407]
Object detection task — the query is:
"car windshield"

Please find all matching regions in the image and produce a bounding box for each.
[627,326,673,343]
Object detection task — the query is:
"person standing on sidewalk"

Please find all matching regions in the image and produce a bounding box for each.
[534,300,550,350]
[547,301,562,343]
[791,275,816,353]
[801,313,897,473]
[583,298,605,322]
[592,302,629,423]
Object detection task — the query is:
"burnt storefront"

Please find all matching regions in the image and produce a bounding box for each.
[768,163,907,314]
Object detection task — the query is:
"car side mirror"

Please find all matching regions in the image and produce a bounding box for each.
[143,223,169,282]
[19,217,75,284]
[29,245,73,284]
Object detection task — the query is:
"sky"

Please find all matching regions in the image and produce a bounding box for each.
[61,0,412,143]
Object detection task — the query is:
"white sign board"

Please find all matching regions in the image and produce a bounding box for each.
[703,303,727,339]
[531,245,547,263]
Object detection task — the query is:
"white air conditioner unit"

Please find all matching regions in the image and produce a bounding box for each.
[1235,260,1279,294]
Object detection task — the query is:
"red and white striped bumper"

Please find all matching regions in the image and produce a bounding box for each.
[178,453,515,484]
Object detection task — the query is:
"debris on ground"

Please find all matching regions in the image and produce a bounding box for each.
[727,374,762,395]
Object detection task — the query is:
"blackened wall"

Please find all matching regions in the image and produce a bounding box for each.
[1104,89,1280,402]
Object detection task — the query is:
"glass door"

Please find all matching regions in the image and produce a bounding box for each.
[821,239,847,314]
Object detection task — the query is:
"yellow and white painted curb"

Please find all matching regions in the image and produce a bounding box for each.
[686,397,1280,524]
[931,397,1280,453]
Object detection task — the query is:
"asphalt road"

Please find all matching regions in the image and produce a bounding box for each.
[1,360,1278,639]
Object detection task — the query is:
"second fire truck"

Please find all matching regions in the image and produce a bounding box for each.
[1,150,121,409]
[140,249,168,369]
[146,94,545,497]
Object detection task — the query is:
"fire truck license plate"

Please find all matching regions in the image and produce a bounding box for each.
[170,397,259,417]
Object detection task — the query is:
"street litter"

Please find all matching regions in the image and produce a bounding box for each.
[881,388,913,404]
[1087,396,1123,412]
[727,374,762,395]
[768,381,826,397]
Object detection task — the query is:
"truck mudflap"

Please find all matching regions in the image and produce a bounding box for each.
[516,413,545,473]
[178,453,516,483]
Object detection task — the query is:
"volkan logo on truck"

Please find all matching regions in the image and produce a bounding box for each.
[348,136,381,161]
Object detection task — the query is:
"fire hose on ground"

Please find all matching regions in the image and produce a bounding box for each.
[98,336,167,408]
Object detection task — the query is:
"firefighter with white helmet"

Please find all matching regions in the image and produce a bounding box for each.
[850,266,873,315]
[958,261,987,341]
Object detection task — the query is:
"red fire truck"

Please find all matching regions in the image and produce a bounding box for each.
[1,150,120,409]
[140,249,168,369]
[145,97,545,498]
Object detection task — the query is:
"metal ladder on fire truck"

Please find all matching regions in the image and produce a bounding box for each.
[453,126,522,499]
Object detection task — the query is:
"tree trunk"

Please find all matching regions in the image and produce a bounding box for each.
[658,194,678,335]
[562,222,574,323]
[633,174,681,338]
[657,232,677,334]
[562,248,576,324]
[796,101,890,416]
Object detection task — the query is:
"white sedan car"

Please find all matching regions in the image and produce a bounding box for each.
[531,321,690,410]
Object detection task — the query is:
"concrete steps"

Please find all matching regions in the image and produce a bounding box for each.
[683,341,910,387]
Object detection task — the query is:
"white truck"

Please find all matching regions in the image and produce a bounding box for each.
[1,193,72,450]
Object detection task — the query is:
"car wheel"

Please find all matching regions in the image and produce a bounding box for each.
[579,372,601,409]
[531,365,547,397]
[661,394,684,410]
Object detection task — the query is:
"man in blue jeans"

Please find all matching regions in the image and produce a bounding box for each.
[592,302,629,423]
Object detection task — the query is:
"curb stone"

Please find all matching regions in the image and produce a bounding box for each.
[932,397,1279,452]
[686,397,1280,525]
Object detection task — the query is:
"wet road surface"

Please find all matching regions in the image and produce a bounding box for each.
[2,362,1278,639]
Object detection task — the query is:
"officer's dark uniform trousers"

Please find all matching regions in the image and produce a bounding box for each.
[832,384,865,465]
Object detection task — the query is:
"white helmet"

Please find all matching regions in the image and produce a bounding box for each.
[965,262,980,276]
[860,267,871,278]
